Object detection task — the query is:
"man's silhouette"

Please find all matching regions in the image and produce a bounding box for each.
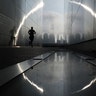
[28,27,36,46]
[9,26,16,46]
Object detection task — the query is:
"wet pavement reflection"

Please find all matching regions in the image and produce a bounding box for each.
[0,51,96,96]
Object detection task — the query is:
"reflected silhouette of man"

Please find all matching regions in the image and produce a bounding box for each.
[28,27,36,46]
[9,26,16,46]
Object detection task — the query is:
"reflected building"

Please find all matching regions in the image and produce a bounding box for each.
[43,33,49,43]
[49,34,55,44]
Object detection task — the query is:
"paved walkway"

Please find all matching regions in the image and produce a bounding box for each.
[1,51,96,96]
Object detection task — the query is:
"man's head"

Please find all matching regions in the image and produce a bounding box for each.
[31,27,33,30]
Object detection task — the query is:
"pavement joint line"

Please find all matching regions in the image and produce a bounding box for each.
[74,52,96,66]
[0,51,55,87]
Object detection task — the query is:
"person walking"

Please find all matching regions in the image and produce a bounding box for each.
[28,27,36,46]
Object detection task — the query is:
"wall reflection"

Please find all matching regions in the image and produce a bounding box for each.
[15,1,44,45]
[23,73,44,93]
[54,52,65,62]
[72,77,96,94]
[70,1,96,18]
[17,63,23,73]
[17,63,44,93]
[0,0,96,45]
[66,0,95,44]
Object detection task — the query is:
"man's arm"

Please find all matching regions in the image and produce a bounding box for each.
[33,30,36,34]
[28,30,30,34]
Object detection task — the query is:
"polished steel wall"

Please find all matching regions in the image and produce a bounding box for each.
[42,0,96,44]
[66,0,96,44]
[0,0,96,45]
[0,0,43,46]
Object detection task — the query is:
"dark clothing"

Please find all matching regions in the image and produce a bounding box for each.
[28,28,36,46]
[28,29,36,36]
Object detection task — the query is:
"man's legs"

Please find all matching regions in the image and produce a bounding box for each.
[29,36,34,46]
